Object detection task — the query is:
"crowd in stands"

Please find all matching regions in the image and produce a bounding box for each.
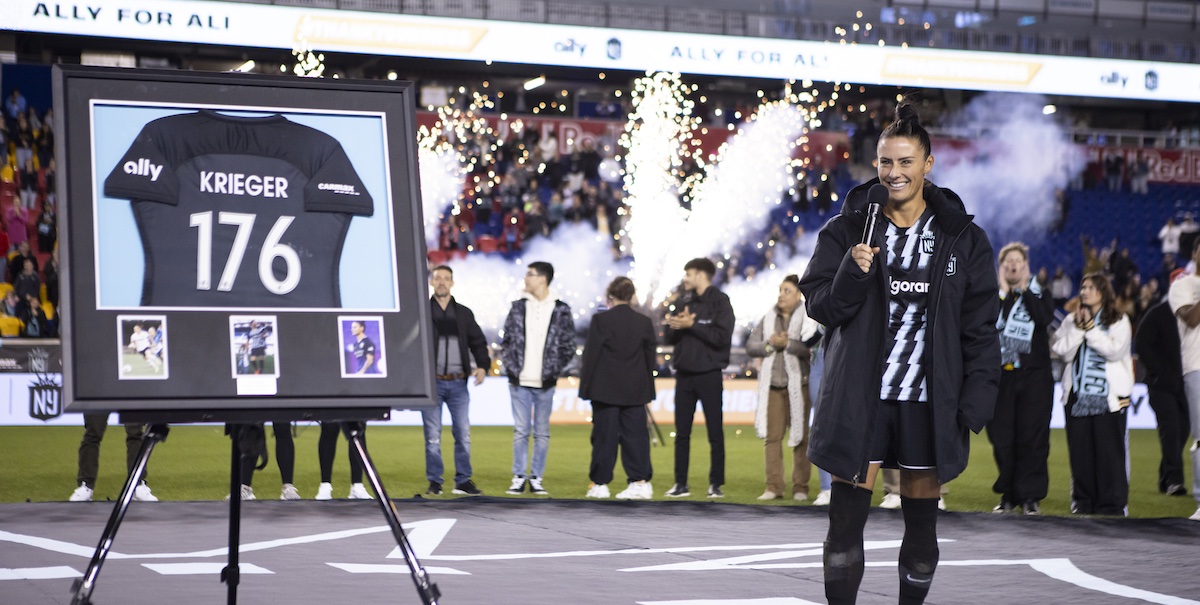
[1,87,58,338]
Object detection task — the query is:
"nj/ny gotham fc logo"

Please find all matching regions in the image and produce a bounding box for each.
[28,351,63,421]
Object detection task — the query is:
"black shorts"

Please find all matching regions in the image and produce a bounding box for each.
[251,347,267,357]
[868,400,936,470]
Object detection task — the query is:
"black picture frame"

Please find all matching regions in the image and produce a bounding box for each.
[54,65,435,414]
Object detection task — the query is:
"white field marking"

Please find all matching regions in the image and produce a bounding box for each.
[619,541,901,572]
[386,518,457,559]
[1023,559,1199,605]
[422,542,827,562]
[638,599,822,605]
[327,563,469,575]
[0,521,448,560]
[0,567,81,580]
[142,563,273,575]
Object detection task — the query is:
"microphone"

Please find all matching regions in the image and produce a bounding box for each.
[861,184,887,245]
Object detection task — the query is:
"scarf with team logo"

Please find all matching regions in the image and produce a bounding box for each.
[997,277,1040,367]
[1070,308,1110,417]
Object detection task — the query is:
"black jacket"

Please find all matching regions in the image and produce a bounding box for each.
[998,277,1055,371]
[663,286,734,374]
[430,296,491,381]
[1135,300,1185,394]
[579,304,657,406]
[799,179,1000,485]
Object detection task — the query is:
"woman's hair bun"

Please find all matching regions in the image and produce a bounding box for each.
[895,103,920,124]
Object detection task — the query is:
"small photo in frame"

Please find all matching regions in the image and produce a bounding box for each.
[230,315,280,378]
[338,316,386,378]
[116,316,168,380]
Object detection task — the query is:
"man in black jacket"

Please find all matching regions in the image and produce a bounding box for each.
[799,103,999,605]
[423,265,491,497]
[663,257,734,498]
[1135,298,1189,496]
[989,242,1056,515]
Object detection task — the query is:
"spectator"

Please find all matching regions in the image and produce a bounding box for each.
[422,265,490,497]
[1051,266,1074,309]
[1166,242,1200,522]
[1103,151,1124,192]
[13,258,40,303]
[9,241,36,284]
[1,291,20,317]
[13,112,34,169]
[18,158,37,211]
[1179,214,1200,260]
[745,274,819,502]
[1129,152,1150,195]
[36,206,55,254]
[6,206,29,252]
[499,261,576,496]
[1135,296,1188,497]
[990,243,1055,516]
[0,217,9,283]
[1108,247,1138,295]
[1051,273,1133,516]
[663,257,734,499]
[579,276,657,500]
[1160,253,1180,290]
[17,292,47,337]
[43,248,59,309]
[4,88,25,129]
[42,158,57,209]
[1159,218,1183,257]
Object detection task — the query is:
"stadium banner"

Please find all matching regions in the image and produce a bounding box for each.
[6,0,1200,102]
[54,66,436,414]
[0,373,1159,431]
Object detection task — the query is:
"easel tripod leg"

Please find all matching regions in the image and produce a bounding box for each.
[70,424,169,605]
[344,423,441,605]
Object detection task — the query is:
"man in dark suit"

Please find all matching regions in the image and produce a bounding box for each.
[579,277,658,500]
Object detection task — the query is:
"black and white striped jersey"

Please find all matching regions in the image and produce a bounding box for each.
[880,208,937,402]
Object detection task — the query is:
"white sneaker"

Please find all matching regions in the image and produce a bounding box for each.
[69,483,93,502]
[506,475,527,495]
[348,483,372,500]
[812,489,832,506]
[757,490,780,501]
[1189,507,1200,522]
[225,484,255,501]
[616,481,652,500]
[315,482,333,500]
[880,493,902,509]
[938,497,947,511]
[586,483,610,498]
[793,492,808,502]
[529,477,548,495]
[280,483,301,500]
[132,483,158,502]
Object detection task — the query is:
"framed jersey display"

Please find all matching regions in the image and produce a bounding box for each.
[55,66,435,414]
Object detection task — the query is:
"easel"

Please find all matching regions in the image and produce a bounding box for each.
[69,408,440,605]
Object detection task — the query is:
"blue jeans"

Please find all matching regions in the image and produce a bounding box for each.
[422,380,473,485]
[510,384,554,478]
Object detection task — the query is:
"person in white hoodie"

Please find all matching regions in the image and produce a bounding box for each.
[1051,273,1133,516]
[745,274,820,501]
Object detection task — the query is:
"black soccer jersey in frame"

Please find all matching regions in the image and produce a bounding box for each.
[55,66,436,413]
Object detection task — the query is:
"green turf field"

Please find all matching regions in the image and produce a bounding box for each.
[0,424,1193,519]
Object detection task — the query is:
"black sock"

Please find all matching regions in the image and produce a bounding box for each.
[825,481,872,605]
[898,496,940,605]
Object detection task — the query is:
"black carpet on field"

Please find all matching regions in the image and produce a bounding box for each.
[1,498,1198,605]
